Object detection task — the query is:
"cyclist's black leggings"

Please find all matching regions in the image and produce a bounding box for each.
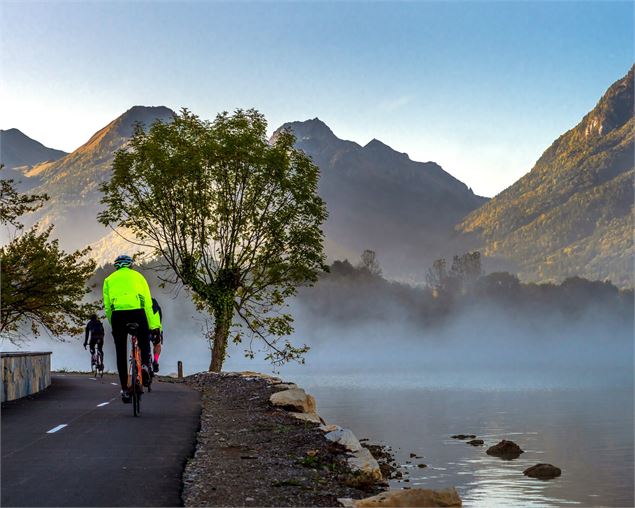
[88,336,104,355]
[111,309,150,389]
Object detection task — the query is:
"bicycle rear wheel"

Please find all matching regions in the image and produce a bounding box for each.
[132,377,140,417]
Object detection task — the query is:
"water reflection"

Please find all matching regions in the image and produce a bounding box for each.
[294,378,634,507]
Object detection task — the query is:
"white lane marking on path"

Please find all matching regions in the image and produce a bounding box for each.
[89,378,97,380]
[3,393,119,459]
[111,382,118,386]
[46,424,68,434]
[97,402,110,407]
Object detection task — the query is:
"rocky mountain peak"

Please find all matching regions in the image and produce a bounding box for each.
[106,105,175,138]
[118,105,175,124]
[76,105,175,158]
[364,138,408,158]
[274,118,337,142]
[583,64,633,139]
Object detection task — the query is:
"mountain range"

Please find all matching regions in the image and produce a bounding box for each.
[5,106,174,250]
[2,106,487,278]
[2,65,633,287]
[0,128,67,171]
[458,65,634,287]
[0,128,67,189]
[272,119,487,277]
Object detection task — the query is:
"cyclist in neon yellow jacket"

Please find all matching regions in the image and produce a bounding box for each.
[103,254,160,403]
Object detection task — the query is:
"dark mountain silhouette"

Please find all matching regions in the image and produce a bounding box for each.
[0,128,67,171]
[273,119,488,279]
[24,106,175,250]
[458,65,634,288]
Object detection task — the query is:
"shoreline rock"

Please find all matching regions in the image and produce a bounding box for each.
[486,440,524,459]
[269,387,317,414]
[451,434,476,440]
[340,487,462,507]
[523,463,562,479]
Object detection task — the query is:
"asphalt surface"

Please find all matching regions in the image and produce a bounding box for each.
[1,373,201,507]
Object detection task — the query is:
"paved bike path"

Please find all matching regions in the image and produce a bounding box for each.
[2,373,201,507]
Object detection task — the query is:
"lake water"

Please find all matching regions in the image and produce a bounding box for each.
[282,372,634,507]
[5,323,633,506]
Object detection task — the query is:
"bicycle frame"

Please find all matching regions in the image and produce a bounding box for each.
[90,349,104,377]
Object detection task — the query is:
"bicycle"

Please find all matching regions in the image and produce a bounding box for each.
[90,348,104,378]
[126,323,144,417]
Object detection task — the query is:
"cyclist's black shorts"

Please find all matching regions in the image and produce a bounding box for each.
[89,336,104,352]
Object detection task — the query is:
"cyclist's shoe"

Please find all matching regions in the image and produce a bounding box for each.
[142,365,151,387]
[121,390,132,404]
[152,361,159,373]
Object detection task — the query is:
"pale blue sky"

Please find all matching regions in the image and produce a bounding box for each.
[1,1,632,196]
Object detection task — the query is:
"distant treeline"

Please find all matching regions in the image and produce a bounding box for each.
[297,252,634,328]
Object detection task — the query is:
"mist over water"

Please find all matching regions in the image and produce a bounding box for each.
[3,287,632,388]
[3,275,633,507]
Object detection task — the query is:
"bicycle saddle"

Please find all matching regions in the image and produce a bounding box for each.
[126,322,139,333]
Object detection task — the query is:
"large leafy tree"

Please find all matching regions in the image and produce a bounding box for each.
[99,109,327,371]
[0,167,97,341]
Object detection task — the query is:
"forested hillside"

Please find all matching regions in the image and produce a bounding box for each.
[458,66,634,287]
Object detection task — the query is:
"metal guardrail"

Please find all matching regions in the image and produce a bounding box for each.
[1,352,52,402]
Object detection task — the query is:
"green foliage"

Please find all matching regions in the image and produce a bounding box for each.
[98,108,328,371]
[0,171,97,341]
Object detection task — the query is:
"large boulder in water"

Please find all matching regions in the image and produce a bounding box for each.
[269,388,317,413]
[523,463,562,479]
[486,440,524,459]
[350,487,462,507]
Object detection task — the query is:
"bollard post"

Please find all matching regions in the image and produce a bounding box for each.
[177,361,183,380]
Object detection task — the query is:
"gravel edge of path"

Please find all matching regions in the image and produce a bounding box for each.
[180,372,390,507]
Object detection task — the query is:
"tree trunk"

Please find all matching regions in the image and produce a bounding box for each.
[209,306,231,372]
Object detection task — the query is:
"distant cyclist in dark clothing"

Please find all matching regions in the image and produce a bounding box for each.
[84,314,105,359]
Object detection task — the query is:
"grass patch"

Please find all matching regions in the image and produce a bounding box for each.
[272,479,304,487]
[342,471,378,490]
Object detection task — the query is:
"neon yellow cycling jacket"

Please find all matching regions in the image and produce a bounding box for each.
[103,267,161,330]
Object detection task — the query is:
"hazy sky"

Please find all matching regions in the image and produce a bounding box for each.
[1,1,632,196]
